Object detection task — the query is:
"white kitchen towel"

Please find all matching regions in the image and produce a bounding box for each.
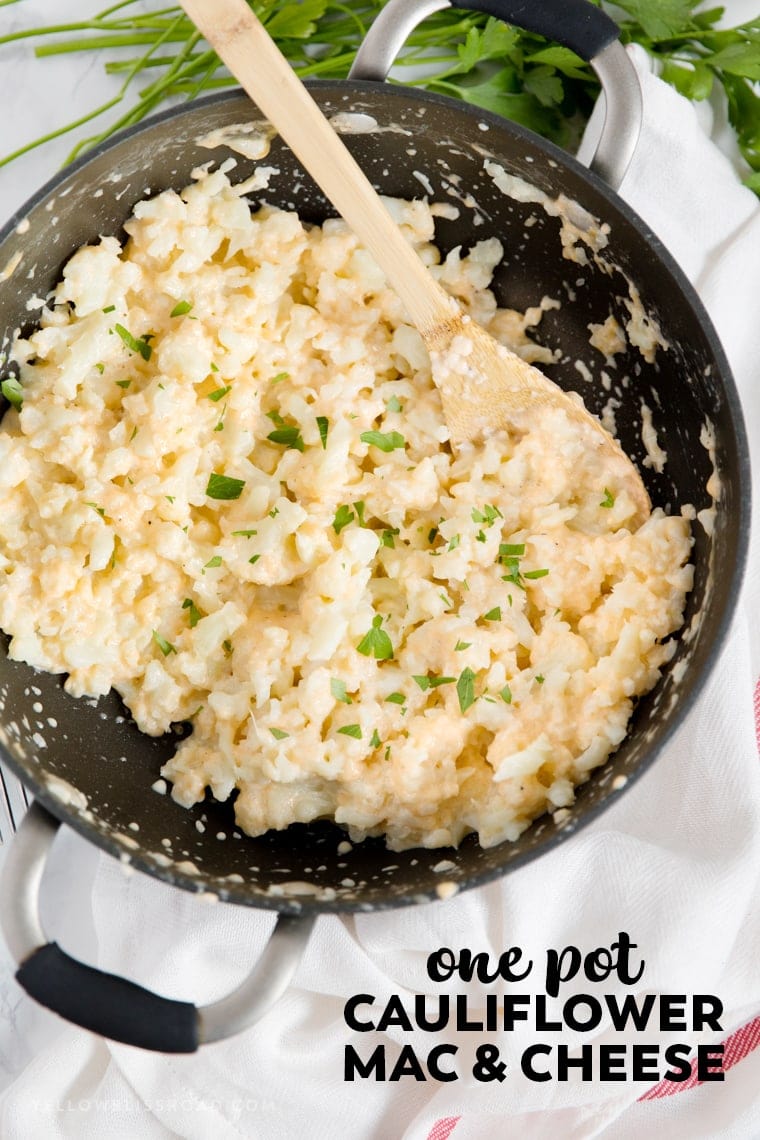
[2,46,760,1140]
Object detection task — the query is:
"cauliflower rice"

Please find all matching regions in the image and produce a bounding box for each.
[0,166,693,850]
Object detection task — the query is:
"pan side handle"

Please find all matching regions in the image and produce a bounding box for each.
[349,0,642,190]
[1,801,314,1052]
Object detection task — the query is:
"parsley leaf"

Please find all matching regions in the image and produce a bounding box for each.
[114,323,152,362]
[600,488,615,508]
[338,724,362,739]
[385,692,405,704]
[357,615,394,661]
[270,727,289,740]
[332,505,354,535]
[360,429,405,453]
[613,0,697,41]
[331,678,352,704]
[267,425,304,452]
[170,300,193,317]
[206,473,245,501]
[207,385,231,402]
[483,607,501,621]
[152,630,176,656]
[456,667,476,713]
[316,415,329,449]
[413,674,456,691]
[182,598,203,628]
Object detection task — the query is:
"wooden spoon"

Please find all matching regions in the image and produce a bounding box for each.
[177,0,650,526]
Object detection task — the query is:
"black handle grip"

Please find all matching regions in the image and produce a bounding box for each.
[17,942,199,1053]
[457,0,619,60]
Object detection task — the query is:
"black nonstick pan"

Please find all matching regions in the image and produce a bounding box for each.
[0,0,750,1053]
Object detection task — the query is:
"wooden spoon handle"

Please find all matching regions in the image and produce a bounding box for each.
[177,0,455,336]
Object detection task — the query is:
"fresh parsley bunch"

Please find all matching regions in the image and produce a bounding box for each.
[0,0,758,194]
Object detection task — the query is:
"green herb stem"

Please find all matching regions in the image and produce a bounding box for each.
[2,1,758,195]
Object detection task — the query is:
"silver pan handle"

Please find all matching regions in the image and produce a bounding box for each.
[349,0,642,190]
[0,800,315,1051]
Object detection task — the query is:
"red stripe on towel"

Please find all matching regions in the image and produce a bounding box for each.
[425,1116,461,1140]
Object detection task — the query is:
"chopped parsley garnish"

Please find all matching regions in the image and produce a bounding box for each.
[386,692,405,704]
[182,598,203,628]
[360,429,405,453]
[206,473,245,501]
[412,674,456,691]
[454,640,471,651]
[115,379,131,389]
[331,678,352,705]
[456,667,476,713]
[536,674,545,684]
[427,527,438,544]
[601,488,615,508]
[448,534,460,551]
[114,323,152,361]
[232,529,257,537]
[353,501,367,526]
[338,724,362,739]
[165,495,175,503]
[386,395,403,413]
[210,362,219,373]
[332,504,354,535]
[357,615,394,661]
[270,372,289,384]
[152,630,176,656]
[249,555,260,565]
[476,530,486,543]
[204,555,222,569]
[497,542,548,590]
[207,385,230,402]
[1,377,23,409]
[483,607,501,621]
[380,528,399,549]
[85,502,105,517]
[269,507,279,518]
[270,727,289,740]
[95,363,105,374]
[102,304,116,314]
[170,300,193,317]
[222,639,233,656]
[501,684,512,704]
[370,728,381,748]
[267,425,304,452]
[472,504,502,527]
[316,415,329,449]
